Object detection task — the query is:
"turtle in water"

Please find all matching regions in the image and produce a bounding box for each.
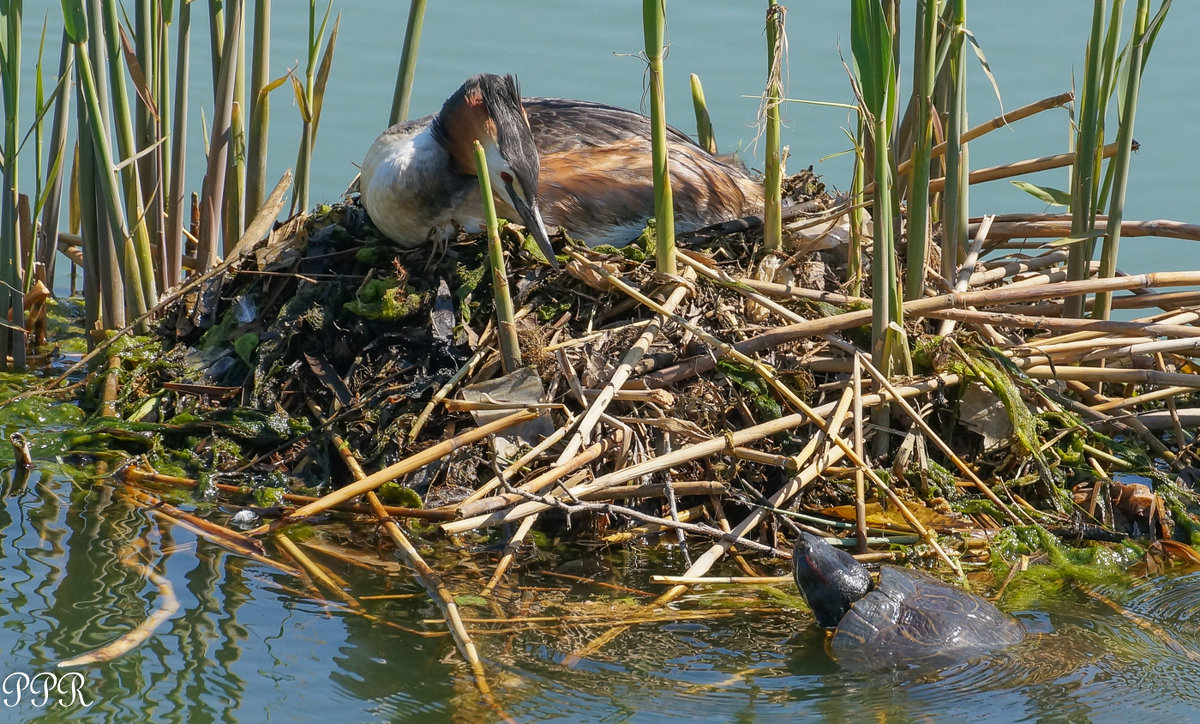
[792,531,1025,666]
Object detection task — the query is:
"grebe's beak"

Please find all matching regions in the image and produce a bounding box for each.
[503,178,559,270]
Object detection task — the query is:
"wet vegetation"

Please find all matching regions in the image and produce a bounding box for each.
[2,0,1199,709]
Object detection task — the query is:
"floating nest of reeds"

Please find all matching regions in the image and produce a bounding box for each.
[58,167,1200,668]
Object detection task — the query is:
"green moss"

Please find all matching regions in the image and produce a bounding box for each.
[716,360,783,420]
[536,300,572,323]
[989,525,1144,591]
[253,486,287,507]
[343,278,427,321]
[377,481,422,508]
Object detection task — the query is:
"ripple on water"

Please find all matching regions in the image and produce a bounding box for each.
[484,572,1200,723]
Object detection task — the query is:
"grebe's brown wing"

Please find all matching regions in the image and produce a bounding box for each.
[523,97,697,154]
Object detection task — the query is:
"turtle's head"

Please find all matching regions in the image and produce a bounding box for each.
[792,531,873,629]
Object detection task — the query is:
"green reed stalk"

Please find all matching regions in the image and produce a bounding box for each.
[642,0,675,274]
[164,0,190,286]
[37,30,73,290]
[850,0,903,376]
[1093,0,1169,319]
[157,0,171,203]
[30,20,44,232]
[940,0,967,285]
[389,0,426,125]
[224,7,247,251]
[225,99,246,254]
[1065,0,1110,317]
[904,0,938,300]
[99,0,156,309]
[23,22,65,289]
[134,0,162,267]
[473,140,521,373]
[68,0,130,329]
[762,1,785,253]
[198,0,241,269]
[207,1,223,95]
[0,0,26,367]
[688,74,716,155]
[76,104,105,332]
[245,0,270,218]
[291,1,334,215]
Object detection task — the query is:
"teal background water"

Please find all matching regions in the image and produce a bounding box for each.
[15,2,1200,273]
[7,2,1200,722]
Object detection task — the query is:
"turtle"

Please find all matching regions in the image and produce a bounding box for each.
[792,531,1026,666]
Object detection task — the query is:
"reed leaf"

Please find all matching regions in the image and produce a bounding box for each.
[310,11,339,141]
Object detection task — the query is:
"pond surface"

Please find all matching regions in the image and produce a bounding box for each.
[0,428,1198,723]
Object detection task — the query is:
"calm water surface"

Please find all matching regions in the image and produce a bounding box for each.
[8,2,1200,722]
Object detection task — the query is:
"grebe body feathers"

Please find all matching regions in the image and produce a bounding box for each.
[360,74,762,254]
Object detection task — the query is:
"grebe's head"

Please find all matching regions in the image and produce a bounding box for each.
[437,74,557,268]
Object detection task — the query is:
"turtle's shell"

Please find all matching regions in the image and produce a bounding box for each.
[831,565,1025,662]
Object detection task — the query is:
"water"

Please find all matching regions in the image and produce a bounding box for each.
[8,2,1200,721]
[1,457,1199,723]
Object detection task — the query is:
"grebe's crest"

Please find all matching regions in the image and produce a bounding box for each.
[432,73,555,266]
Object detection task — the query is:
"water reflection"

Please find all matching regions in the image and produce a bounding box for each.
[1,464,1200,722]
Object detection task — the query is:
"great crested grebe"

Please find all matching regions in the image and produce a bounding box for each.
[359,73,763,260]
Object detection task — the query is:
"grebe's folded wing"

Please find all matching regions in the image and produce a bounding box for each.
[523,98,697,153]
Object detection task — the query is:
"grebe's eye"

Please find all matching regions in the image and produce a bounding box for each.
[500,171,513,184]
